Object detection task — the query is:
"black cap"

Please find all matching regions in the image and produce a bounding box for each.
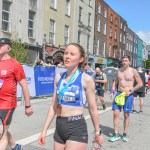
[0,38,12,47]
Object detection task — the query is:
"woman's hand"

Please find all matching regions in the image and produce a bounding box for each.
[93,135,104,147]
[38,132,46,145]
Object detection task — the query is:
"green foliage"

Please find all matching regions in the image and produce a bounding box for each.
[146,58,150,68]
[10,39,28,63]
[113,45,118,49]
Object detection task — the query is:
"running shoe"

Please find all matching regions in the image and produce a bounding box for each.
[12,144,22,150]
[122,133,128,142]
[132,110,137,114]
[109,133,120,142]
[103,104,106,110]
[139,111,143,114]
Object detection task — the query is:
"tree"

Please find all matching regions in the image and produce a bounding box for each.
[10,39,29,63]
[146,58,150,68]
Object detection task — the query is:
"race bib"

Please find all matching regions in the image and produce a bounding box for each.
[0,79,4,88]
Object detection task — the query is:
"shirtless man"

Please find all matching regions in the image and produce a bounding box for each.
[109,55,143,142]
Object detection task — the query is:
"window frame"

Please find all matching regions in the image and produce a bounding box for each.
[49,19,55,44]
[64,25,69,46]
[2,0,11,32]
[28,10,35,38]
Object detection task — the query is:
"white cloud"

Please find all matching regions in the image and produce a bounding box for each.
[136,31,150,45]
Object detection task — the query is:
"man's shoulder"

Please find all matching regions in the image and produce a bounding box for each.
[9,57,20,64]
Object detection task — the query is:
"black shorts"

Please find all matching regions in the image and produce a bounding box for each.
[0,109,15,125]
[96,90,104,97]
[54,114,88,144]
[134,92,145,98]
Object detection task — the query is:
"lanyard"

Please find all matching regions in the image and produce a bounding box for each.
[58,69,80,104]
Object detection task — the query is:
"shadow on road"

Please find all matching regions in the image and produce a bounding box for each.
[99,124,114,137]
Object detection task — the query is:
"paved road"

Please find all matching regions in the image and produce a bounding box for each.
[7,92,150,150]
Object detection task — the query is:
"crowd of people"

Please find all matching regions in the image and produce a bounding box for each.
[0,38,149,150]
[35,59,65,68]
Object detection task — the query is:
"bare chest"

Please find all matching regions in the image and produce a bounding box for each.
[118,70,134,81]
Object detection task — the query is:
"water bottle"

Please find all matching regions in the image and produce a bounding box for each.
[92,142,101,150]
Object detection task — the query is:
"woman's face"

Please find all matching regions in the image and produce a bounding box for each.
[63,45,83,69]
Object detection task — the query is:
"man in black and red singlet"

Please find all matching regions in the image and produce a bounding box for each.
[0,38,33,150]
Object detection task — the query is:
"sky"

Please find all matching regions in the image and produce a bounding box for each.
[104,0,150,45]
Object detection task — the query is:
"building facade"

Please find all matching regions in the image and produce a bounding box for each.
[43,0,74,64]
[72,0,95,68]
[142,41,148,67]
[137,38,143,67]
[93,0,108,68]
[0,0,44,63]
[132,33,138,67]
[106,6,121,67]
[126,27,134,67]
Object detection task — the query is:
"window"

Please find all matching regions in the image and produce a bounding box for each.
[66,0,70,16]
[49,19,55,44]
[103,42,106,57]
[64,25,69,45]
[98,4,101,14]
[104,9,107,18]
[123,50,125,57]
[120,22,122,29]
[123,35,126,44]
[120,33,122,42]
[50,0,57,9]
[109,27,112,38]
[89,0,92,6]
[87,35,90,50]
[134,47,135,53]
[28,11,35,38]
[119,48,121,59]
[114,30,117,40]
[88,13,91,27]
[126,33,129,40]
[126,43,128,50]
[78,31,81,44]
[109,45,112,57]
[2,0,11,32]
[124,25,126,32]
[110,14,113,22]
[103,23,106,35]
[79,6,82,22]
[97,19,100,32]
[96,39,99,55]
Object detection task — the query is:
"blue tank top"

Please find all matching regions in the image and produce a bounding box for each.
[57,72,86,107]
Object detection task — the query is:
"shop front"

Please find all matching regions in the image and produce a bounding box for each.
[107,57,122,68]
[94,56,107,69]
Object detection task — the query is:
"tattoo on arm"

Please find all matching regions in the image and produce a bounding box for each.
[133,69,142,91]
[133,84,141,92]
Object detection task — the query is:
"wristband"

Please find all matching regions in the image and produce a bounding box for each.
[110,89,115,94]
[95,130,102,136]
[25,105,31,109]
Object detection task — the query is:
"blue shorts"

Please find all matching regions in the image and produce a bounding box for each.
[112,92,134,113]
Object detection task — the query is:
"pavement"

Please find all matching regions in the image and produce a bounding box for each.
[6,92,150,150]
